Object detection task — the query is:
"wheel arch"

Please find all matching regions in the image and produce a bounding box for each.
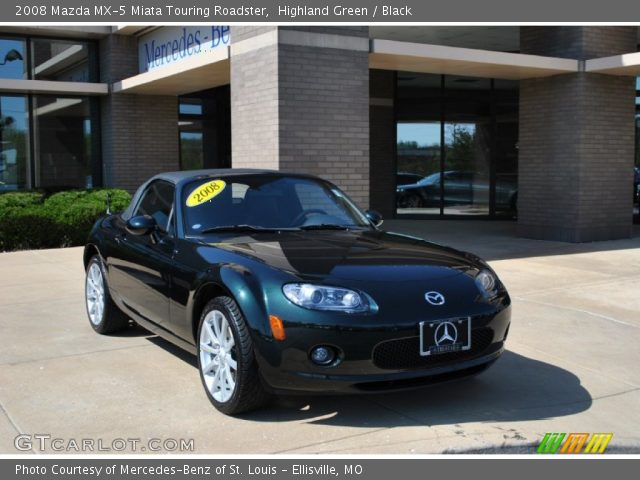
[83,244,101,270]
[191,270,270,341]
[191,282,232,343]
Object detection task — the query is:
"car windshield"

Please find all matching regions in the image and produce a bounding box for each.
[181,175,371,235]
[417,172,441,186]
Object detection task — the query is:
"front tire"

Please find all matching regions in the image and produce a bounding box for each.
[197,296,270,415]
[405,193,423,208]
[85,255,129,334]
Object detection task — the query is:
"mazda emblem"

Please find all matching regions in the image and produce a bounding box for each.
[425,291,445,306]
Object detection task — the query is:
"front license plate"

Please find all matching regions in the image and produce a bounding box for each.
[420,317,471,356]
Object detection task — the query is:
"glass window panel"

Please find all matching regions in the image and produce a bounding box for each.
[0,38,26,79]
[31,38,95,82]
[635,93,640,219]
[396,122,441,214]
[34,96,95,189]
[443,122,490,216]
[179,118,204,170]
[179,98,203,116]
[443,76,491,216]
[494,79,519,218]
[0,95,29,191]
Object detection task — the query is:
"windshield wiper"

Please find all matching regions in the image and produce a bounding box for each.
[200,224,287,234]
[298,224,352,231]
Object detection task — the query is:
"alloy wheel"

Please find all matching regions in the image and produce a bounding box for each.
[199,309,238,403]
[86,262,105,325]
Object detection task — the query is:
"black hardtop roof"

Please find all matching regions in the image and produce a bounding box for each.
[150,168,320,187]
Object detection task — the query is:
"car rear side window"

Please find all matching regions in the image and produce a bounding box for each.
[133,180,175,232]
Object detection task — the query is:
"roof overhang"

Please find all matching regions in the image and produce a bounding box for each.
[0,79,108,95]
[369,39,579,80]
[112,47,230,95]
[111,25,158,36]
[585,53,640,76]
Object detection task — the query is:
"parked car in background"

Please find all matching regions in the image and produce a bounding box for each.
[396,170,518,213]
[396,172,424,188]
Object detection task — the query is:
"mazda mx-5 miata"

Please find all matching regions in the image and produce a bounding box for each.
[84,170,511,415]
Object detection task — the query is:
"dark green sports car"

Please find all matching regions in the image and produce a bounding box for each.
[84,169,511,415]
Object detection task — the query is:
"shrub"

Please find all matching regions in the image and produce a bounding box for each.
[0,188,132,251]
[0,191,44,211]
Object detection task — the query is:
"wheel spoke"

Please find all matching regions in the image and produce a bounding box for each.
[200,343,218,354]
[226,357,237,370]
[212,312,223,338]
[202,357,217,374]
[224,328,235,348]
[203,322,216,345]
[211,365,223,391]
[91,266,101,286]
[224,365,235,390]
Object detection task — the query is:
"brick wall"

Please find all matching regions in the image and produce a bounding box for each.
[101,95,179,192]
[278,42,370,208]
[230,27,279,170]
[230,26,371,208]
[521,26,637,59]
[518,27,636,242]
[99,34,179,192]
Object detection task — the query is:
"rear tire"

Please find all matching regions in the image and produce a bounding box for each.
[85,255,129,334]
[197,296,270,415]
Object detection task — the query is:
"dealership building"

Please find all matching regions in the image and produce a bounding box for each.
[0,25,639,242]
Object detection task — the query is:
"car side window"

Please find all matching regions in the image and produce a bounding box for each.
[133,181,175,233]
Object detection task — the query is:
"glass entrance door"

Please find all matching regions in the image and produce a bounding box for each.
[395,72,519,219]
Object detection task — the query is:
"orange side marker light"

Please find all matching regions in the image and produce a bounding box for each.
[269,315,286,341]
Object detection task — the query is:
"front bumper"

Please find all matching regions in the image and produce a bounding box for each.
[255,303,511,394]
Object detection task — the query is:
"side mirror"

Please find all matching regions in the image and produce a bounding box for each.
[125,215,157,236]
[365,209,383,228]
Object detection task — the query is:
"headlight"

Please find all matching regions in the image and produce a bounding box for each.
[475,269,498,298]
[282,283,372,313]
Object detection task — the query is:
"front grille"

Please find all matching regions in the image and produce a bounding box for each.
[372,328,495,370]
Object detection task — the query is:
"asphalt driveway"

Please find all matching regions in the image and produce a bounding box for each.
[1,220,639,454]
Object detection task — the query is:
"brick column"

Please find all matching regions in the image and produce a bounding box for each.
[230,27,371,208]
[99,34,179,192]
[518,27,636,242]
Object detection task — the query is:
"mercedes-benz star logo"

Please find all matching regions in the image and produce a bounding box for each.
[425,291,445,306]
[434,322,458,346]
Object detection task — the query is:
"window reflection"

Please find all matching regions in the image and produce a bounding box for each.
[31,38,95,82]
[396,123,441,214]
[0,38,26,79]
[34,96,96,189]
[180,129,204,170]
[178,87,231,171]
[0,95,29,191]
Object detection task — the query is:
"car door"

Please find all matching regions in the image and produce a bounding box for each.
[107,180,176,327]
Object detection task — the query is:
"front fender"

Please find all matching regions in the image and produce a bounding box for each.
[219,265,272,339]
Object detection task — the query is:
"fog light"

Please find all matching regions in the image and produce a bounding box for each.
[310,346,335,366]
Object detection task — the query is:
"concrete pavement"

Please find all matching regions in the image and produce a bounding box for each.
[1,221,639,454]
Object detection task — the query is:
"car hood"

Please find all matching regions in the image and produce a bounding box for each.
[205,230,483,283]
